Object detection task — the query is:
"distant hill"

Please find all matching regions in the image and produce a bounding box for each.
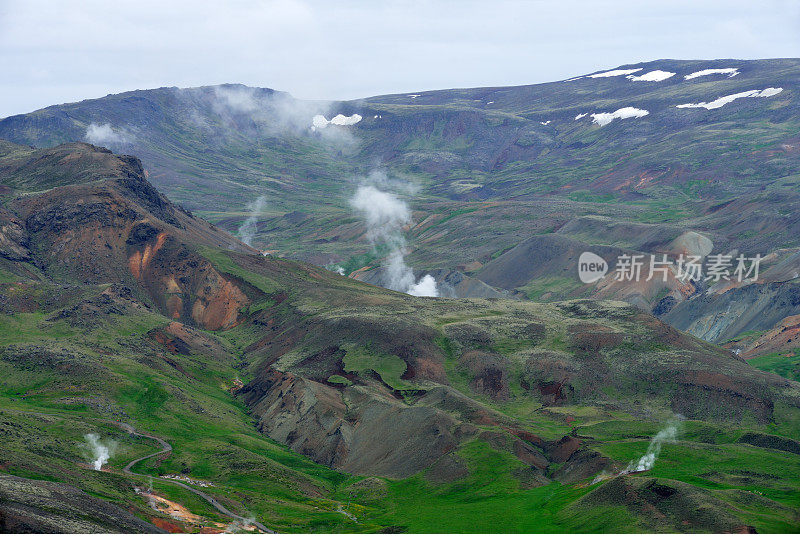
[2,59,800,349]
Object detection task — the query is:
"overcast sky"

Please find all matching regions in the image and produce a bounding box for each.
[1,0,799,118]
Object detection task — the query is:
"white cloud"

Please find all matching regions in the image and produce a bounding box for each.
[213,85,261,114]
[84,122,131,145]
[676,87,783,109]
[590,107,649,126]
[684,67,740,80]
[626,70,675,81]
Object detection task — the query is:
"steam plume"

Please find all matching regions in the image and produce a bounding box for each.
[621,420,680,474]
[238,196,267,247]
[591,418,682,484]
[225,517,254,533]
[83,433,117,471]
[349,181,438,297]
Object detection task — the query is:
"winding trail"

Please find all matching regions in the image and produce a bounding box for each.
[115,421,277,534]
[3,408,277,532]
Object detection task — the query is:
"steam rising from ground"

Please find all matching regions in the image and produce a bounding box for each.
[85,123,132,146]
[592,418,682,484]
[82,433,118,471]
[621,420,680,474]
[238,196,267,247]
[225,517,255,533]
[349,179,438,297]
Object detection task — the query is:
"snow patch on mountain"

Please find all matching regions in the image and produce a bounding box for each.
[591,107,649,126]
[684,68,739,80]
[589,68,643,78]
[627,70,675,82]
[676,88,783,110]
[311,113,362,130]
[575,113,588,120]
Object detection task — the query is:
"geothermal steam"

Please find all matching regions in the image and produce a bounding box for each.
[591,419,681,484]
[349,184,438,297]
[621,420,680,474]
[238,196,267,247]
[83,433,118,471]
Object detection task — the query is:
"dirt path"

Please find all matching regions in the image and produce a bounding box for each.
[2,409,277,533]
[116,421,277,534]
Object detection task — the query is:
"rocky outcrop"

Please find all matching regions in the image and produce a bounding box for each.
[0,475,166,534]
[574,476,765,533]
[663,281,800,343]
[239,369,460,478]
[0,208,30,261]
[0,142,255,330]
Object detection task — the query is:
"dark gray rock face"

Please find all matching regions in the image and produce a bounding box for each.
[0,475,166,534]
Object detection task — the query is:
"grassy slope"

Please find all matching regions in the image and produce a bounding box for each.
[0,134,798,532]
[0,281,373,533]
[204,250,800,533]
[749,350,800,382]
[2,249,800,532]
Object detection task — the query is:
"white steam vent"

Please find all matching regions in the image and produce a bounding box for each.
[591,418,683,484]
[238,196,267,247]
[621,419,681,474]
[349,182,439,297]
[83,433,118,471]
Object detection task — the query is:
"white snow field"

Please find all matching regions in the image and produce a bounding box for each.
[591,107,649,126]
[311,113,362,129]
[676,88,783,110]
[588,68,643,78]
[684,68,740,80]
[627,70,676,82]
